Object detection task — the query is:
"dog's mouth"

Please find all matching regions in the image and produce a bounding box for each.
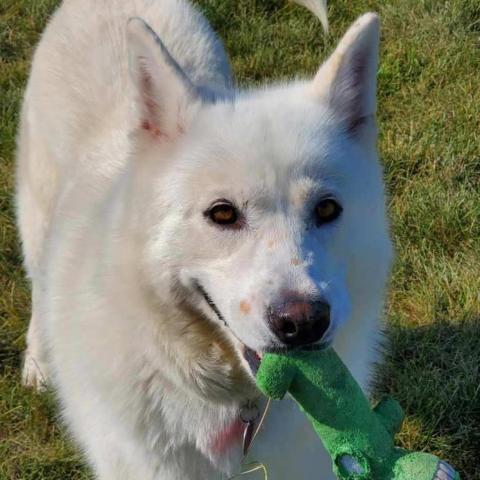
[193,280,263,373]
[192,280,332,375]
[243,347,262,374]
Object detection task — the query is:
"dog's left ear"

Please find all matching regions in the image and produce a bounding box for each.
[127,17,200,140]
[310,13,380,135]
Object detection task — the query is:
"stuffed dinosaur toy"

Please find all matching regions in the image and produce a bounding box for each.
[256,348,459,480]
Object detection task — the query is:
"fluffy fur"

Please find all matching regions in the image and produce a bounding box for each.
[16,0,393,478]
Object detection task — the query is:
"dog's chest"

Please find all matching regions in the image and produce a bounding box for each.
[145,388,334,479]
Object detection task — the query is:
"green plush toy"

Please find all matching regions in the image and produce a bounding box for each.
[256,348,459,480]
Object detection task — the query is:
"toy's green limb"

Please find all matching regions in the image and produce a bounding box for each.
[256,353,296,400]
[373,397,405,435]
[256,348,461,480]
[393,452,460,480]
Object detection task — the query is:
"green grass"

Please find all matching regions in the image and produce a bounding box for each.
[1,0,479,478]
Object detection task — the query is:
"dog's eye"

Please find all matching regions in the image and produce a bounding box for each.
[208,203,238,226]
[315,199,343,226]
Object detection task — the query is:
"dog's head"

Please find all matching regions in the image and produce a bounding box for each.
[126,14,392,394]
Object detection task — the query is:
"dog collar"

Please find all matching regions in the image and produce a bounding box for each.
[240,401,260,455]
[210,401,264,457]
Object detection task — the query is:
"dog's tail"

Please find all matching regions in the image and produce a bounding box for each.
[291,0,328,33]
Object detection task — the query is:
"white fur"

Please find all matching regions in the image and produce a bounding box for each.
[16,0,392,478]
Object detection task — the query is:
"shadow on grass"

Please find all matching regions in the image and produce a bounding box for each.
[375,319,480,479]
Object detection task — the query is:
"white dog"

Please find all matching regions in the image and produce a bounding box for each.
[16,0,392,478]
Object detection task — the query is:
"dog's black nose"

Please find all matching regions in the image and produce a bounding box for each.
[267,298,330,346]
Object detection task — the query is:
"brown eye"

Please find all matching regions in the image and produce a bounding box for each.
[315,199,343,226]
[209,203,238,226]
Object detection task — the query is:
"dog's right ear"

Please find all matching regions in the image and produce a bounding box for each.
[309,13,380,136]
[127,18,200,141]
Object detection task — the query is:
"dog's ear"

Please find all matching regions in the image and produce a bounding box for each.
[310,13,380,135]
[127,18,200,140]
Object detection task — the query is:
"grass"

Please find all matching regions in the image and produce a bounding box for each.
[0,0,479,478]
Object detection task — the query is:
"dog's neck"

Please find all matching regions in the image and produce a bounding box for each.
[123,291,260,475]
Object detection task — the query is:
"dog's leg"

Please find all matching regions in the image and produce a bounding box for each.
[78,432,163,480]
[22,285,50,389]
[93,453,147,480]
[22,317,49,389]
[16,96,58,390]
